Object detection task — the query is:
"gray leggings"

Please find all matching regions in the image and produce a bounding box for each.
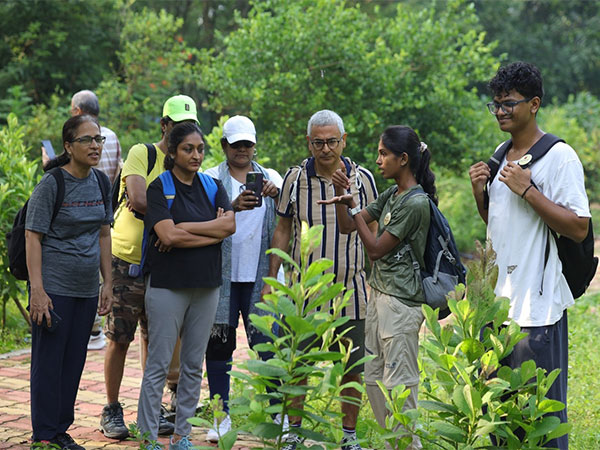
[137,277,219,440]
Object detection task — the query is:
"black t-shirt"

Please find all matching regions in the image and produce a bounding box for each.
[144,172,232,288]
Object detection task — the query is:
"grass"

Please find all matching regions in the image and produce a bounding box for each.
[567,292,600,449]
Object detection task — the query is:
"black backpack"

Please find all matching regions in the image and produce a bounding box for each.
[6,167,110,281]
[399,188,467,319]
[111,143,157,215]
[485,133,598,299]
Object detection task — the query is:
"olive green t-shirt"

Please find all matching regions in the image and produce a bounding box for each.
[365,184,430,306]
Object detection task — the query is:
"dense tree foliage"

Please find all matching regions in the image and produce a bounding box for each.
[0,0,121,104]
[474,0,600,102]
[200,0,499,175]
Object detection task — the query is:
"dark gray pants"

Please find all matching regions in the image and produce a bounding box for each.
[137,278,219,440]
[501,311,569,449]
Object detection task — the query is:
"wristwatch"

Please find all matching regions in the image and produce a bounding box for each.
[350,206,362,217]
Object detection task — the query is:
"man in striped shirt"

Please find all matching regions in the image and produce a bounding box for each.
[265,110,378,450]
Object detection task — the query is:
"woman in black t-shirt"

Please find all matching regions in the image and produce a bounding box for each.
[137,122,234,449]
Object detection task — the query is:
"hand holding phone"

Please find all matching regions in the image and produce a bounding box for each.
[245,172,263,208]
[42,309,62,333]
[41,140,56,159]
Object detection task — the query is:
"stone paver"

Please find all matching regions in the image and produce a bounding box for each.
[0,327,262,450]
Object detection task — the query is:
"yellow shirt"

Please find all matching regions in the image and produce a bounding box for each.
[111,143,165,264]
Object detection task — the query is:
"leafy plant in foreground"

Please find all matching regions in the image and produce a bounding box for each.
[221,222,369,449]
[418,241,570,449]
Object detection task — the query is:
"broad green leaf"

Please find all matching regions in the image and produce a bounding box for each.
[529,415,561,439]
[246,360,287,378]
[431,421,466,443]
[537,399,565,414]
[460,338,485,362]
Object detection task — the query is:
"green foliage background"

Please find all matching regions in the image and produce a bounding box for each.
[0,0,597,255]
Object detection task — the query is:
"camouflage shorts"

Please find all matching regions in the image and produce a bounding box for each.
[104,256,148,343]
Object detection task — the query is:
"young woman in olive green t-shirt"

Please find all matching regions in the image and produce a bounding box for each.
[320,125,437,448]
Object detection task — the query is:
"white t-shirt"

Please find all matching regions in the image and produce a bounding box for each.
[204,166,283,283]
[487,141,590,327]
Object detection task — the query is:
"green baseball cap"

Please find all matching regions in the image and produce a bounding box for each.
[162,95,199,123]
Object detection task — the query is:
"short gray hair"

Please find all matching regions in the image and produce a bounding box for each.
[307,109,345,137]
[71,90,100,117]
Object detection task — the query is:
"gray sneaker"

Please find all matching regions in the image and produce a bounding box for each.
[100,402,129,440]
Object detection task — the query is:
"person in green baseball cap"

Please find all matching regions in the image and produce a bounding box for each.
[100,94,200,441]
[162,94,199,123]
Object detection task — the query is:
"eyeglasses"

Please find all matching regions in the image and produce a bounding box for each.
[486,97,533,115]
[230,140,255,149]
[71,135,106,145]
[310,138,342,151]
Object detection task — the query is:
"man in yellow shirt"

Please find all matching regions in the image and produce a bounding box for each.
[100,95,199,440]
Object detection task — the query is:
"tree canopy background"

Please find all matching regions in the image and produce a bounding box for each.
[1,0,599,252]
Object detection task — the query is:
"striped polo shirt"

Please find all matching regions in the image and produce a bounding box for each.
[277,156,378,319]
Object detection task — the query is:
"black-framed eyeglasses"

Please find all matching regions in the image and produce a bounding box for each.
[71,135,106,145]
[486,97,533,115]
[310,138,342,151]
[230,140,255,149]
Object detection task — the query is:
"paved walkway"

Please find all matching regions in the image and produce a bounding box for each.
[0,327,262,449]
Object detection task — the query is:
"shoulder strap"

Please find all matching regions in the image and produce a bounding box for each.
[158,171,217,210]
[47,168,65,223]
[92,168,111,215]
[159,171,176,209]
[484,134,564,209]
[144,143,157,176]
[197,172,217,208]
[398,186,427,208]
[518,133,564,169]
[289,164,305,205]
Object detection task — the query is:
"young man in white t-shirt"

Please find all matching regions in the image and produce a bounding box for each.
[203,116,283,442]
[469,62,590,449]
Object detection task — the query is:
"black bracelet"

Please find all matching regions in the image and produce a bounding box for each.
[521,183,534,199]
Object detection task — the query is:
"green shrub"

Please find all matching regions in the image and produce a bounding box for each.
[196,223,369,449]
[417,241,570,448]
[0,114,41,330]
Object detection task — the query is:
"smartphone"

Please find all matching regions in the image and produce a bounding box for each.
[42,309,62,333]
[41,140,56,159]
[246,172,263,207]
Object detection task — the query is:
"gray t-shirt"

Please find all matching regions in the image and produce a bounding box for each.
[25,168,112,297]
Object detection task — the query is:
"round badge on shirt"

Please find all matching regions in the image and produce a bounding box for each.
[384,212,391,226]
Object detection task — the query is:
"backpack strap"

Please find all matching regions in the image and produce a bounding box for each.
[484,134,564,209]
[197,172,217,208]
[159,171,176,209]
[92,168,111,216]
[397,187,429,285]
[483,140,512,210]
[144,143,157,176]
[47,168,66,223]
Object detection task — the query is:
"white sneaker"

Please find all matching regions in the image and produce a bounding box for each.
[88,331,106,350]
[205,414,231,443]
